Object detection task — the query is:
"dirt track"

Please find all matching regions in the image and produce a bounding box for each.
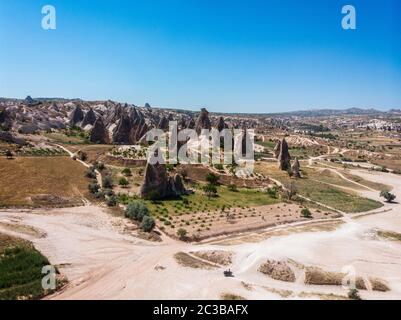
[1,167,401,300]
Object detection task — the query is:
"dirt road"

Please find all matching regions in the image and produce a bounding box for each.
[0,167,400,300]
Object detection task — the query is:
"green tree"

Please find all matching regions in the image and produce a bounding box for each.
[380,190,396,203]
[348,289,361,300]
[206,173,220,185]
[88,182,100,194]
[301,208,312,219]
[125,201,150,222]
[121,168,132,177]
[119,177,129,187]
[106,195,117,207]
[140,216,155,232]
[102,176,113,189]
[177,228,188,240]
[202,184,218,199]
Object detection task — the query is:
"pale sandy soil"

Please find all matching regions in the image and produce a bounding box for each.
[0,167,400,300]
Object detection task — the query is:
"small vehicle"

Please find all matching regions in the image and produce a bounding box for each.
[224,269,234,277]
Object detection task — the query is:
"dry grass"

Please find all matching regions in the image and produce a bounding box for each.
[0,156,89,207]
[377,230,401,242]
[173,252,217,269]
[304,266,390,292]
[220,293,246,300]
[258,259,296,282]
[190,250,233,266]
[0,222,46,238]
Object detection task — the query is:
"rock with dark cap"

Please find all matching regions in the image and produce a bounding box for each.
[217,116,228,132]
[195,108,211,134]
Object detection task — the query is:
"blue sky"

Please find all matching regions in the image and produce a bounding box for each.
[0,0,400,113]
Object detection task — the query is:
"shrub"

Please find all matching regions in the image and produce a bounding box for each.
[102,176,113,189]
[202,184,218,199]
[88,182,100,194]
[140,216,155,232]
[380,191,396,203]
[228,184,238,192]
[86,168,97,179]
[301,208,312,219]
[121,168,132,176]
[5,150,13,159]
[348,289,361,300]
[78,151,88,161]
[125,201,149,222]
[119,177,129,187]
[177,228,187,239]
[106,195,117,207]
[206,173,220,185]
[267,186,278,198]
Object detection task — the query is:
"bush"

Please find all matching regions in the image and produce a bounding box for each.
[380,190,396,203]
[86,168,97,179]
[88,182,100,194]
[121,168,132,176]
[228,184,238,192]
[177,228,188,239]
[140,216,155,232]
[78,151,88,161]
[348,289,361,300]
[205,173,220,185]
[106,195,117,207]
[119,177,129,187]
[266,186,278,198]
[125,201,150,222]
[102,176,113,189]
[202,184,218,199]
[301,208,312,219]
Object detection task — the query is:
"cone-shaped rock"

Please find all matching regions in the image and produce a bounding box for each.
[291,157,301,178]
[69,105,84,126]
[273,140,281,159]
[278,138,291,171]
[141,163,187,199]
[195,108,211,134]
[217,117,228,132]
[90,117,109,144]
[81,108,97,127]
[112,114,132,144]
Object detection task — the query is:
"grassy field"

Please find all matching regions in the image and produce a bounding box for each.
[255,162,383,213]
[145,185,281,218]
[0,234,54,300]
[0,156,89,207]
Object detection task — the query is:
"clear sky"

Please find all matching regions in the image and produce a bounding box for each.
[0,0,400,113]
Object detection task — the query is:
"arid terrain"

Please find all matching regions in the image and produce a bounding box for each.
[1,97,400,300]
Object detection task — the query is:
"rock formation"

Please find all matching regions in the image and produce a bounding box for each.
[140,163,187,199]
[187,118,196,129]
[90,117,109,144]
[217,117,228,132]
[157,116,169,131]
[278,138,291,171]
[81,108,97,127]
[112,114,132,144]
[0,107,12,130]
[195,108,211,134]
[0,131,26,145]
[273,140,281,158]
[69,105,84,126]
[291,157,301,178]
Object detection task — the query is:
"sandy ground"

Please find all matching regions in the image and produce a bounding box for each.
[0,167,401,300]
